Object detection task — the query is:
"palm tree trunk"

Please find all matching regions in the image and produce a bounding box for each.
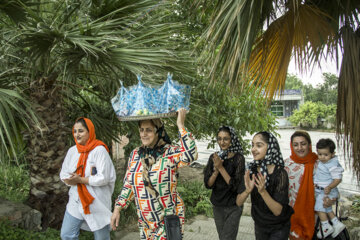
[25,77,70,229]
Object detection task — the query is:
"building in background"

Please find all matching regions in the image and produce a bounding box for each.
[271,89,304,127]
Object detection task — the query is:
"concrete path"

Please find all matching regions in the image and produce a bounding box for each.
[114,215,255,240]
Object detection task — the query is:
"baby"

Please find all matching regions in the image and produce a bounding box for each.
[314,138,345,239]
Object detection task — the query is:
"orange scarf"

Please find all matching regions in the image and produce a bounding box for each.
[289,144,318,240]
[73,117,109,214]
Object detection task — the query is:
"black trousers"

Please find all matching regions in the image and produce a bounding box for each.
[213,205,243,240]
[254,222,290,240]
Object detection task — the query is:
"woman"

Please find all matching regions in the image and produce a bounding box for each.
[236,131,293,240]
[110,109,198,239]
[203,126,246,240]
[60,117,116,240]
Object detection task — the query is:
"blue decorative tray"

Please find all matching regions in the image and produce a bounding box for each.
[111,74,191,121]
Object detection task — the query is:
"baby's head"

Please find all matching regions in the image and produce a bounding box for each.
[316,138,336,163]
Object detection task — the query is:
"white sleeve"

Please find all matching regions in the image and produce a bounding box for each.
[60,148,74,185]
[88,146,116,187]
[329,165,344,180]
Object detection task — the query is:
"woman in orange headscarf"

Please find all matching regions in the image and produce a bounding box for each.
[284,130,335,240]
[60,117,116,240]
[284,130,317,240]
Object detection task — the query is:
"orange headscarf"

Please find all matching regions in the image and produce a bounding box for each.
[73,117,109,214]
[289,134,318,240]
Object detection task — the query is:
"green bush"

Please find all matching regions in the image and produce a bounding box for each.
[177,180,212,219]
[288,101,336,128]
[0,220,94,240]
[112,177,138,228]
[351,196,360,213]
[0,163,30,202]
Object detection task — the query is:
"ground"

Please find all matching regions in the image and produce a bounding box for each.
[178,165,204,183]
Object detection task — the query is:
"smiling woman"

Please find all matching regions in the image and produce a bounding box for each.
[111,109,198,240]
[138,120,158,147]
[73,119,90,146]
[284,130,318,240]
[203,125,246,240]
[59,117,116,240]
[236,131,293,240]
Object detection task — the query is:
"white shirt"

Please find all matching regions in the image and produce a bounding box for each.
[60,145,116,231]
[284,157,319,207]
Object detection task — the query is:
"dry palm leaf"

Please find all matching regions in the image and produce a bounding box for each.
[246,4,336,99]
[337,26,360,180]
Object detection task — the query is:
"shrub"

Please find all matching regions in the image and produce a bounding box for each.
[0,220,93,240]
[288,101,336,128]
[112,178,138,228]
[0,163,30,202]
[177,180,212,219]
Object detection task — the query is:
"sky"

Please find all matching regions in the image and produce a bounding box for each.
[287,57,340,86]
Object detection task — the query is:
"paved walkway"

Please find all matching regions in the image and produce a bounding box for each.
[114,215,255,240]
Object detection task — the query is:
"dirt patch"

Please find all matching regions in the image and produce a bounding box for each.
[178,165,204,183]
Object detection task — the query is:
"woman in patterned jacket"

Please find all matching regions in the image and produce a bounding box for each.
[110,109,198,239]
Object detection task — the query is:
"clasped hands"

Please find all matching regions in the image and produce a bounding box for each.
[244,170,267,195]
[64,173,85,185]
[212,153,224,173]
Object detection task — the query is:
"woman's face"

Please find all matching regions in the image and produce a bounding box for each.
[217,131,231,150]
[74,122,90,145]
[139,120,158,147]
[292,136,310,158]
[251,134,268,161]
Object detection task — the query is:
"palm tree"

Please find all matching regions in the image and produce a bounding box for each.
[194,0,360,179]
[0,0,193,228]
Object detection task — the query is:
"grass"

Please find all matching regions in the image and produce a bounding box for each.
[0,220,93,240]
[0,163,30,202]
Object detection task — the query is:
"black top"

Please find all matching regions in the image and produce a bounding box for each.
[203,152,246,207]
[250,165,294,231]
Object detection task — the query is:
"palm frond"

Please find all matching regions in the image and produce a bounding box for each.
[0,87,41,162]
[246,4,336,99]
[0,0,28,23]
[6,0,192,82]
[197,0,275,86]
[336,26,360,180]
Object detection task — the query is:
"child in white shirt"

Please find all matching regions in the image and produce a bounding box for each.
[314,138,345,239]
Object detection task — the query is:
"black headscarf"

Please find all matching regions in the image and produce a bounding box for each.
[217,125,243,160]
[248,131,284,187]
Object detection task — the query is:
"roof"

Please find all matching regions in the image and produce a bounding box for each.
[273,89,303,101]
[282,89,302,95]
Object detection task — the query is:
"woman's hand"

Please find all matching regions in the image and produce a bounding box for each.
[213,153,224,170]
[254,172,267,195]
[244,170,255,194]
[176,108,187,129]
[64,173,83,185]
[323,196,336,208]
[110,206,121,231]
